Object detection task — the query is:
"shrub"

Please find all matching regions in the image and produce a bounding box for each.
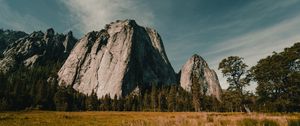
[288,119,300,126]
[238,118,258,126]
[260,119,279,126]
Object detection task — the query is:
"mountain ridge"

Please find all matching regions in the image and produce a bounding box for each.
[0,19,222,100]
[57,19,178,98]
[0,28,77,73]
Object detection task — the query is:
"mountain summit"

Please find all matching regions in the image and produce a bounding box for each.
[58,19,177,98]
[0,28,77,73]
[179,54,222,100]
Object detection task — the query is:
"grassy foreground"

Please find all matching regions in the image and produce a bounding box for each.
[0,111,300,126]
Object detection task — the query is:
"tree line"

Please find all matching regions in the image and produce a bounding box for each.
[219,42,300,112]
[0,66,221,112]
[0,42,299,112]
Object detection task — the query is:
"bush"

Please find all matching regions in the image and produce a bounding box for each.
[239,118,258,126]
[288,119,300,126]
[260,119,279,126]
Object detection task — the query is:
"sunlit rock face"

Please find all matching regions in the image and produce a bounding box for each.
[58,19,177,98]
[179,54,222,101]
[0,28,77,73]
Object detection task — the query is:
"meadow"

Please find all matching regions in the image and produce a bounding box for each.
[0,111,300,126]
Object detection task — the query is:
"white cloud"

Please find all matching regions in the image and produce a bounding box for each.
[60,0,155,33]
[206,15,300,91]
[0,0,48,32]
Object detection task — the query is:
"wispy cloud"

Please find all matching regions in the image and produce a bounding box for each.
[60,0,155,34]
[0,0,48,32]
[206,15,300,91]
[161,0,300,91]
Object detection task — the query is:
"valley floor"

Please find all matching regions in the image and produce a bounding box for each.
[0,111,300,126]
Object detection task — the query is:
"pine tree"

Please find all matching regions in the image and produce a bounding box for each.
[131,95,139,111]
[167,86,176,112]
[86,91,98,111]
[143,91,150,111]
[124,95,132,111]
[54,87,72,111]
[117,98,124,111]
[75,93,87,111]
[35,79,48,109]
[191,75,201,112]
[151,84,158,111]
[102,94,112,111]
[183,91,193,111]
[137,94,143,111]
[158,91,167,112]
[0,98,8,110]
[112,95,118,111]
[0,71,7,97]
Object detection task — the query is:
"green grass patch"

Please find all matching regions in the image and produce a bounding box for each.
[289,119,300,126]
[239,118,259,126]
[260,119,279,126]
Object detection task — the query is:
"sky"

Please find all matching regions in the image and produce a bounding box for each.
[1,0,300,91]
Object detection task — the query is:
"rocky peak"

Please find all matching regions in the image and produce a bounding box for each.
[58,19,177,98]
[63,31,77,53]
[0,29,28,54]
[67,31,73,37]
[179,54,222,100]
[45,28,55,39]
[30,31,44,39]
[0,29,77,73]
[191,54,208,68]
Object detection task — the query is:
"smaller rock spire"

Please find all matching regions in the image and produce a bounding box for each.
[63,31,77,53]
[45,28,55,38]
[179,54,222,101]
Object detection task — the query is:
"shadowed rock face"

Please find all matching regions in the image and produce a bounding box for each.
[58,19,177,98]
[0,29,28,54]
[0,28,77,73]
[179,54,222,101]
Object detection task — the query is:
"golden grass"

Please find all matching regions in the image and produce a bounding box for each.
[0,111,299,126]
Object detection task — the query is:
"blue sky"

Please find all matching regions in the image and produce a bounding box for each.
[1,0,300,91]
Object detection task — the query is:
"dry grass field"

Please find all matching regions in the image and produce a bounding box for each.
[0,111,300,126]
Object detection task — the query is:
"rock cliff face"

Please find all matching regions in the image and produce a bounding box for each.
[57,20,177,98]
[0,29,28,54]
[179,54,222,100]
[0,28,77,73]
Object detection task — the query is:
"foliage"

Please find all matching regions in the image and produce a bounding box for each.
[288,119,300,126]
[219,56,251,94]
[238,118,258,126]
[251,42,300,112]
[219,56,252,112]
[191,74,202,112]
[260,119,279,126]
[0,65,221,111]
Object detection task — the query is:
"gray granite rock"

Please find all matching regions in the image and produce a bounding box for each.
[179,54,222,101]
[0,28,77,73]
[58,19,177,98]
